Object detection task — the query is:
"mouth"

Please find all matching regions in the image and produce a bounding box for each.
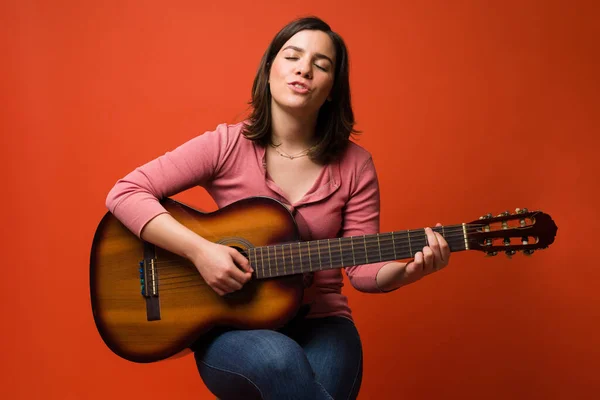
[288,82,310,94]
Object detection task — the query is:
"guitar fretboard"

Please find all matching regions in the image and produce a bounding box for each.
[248,225,469,279]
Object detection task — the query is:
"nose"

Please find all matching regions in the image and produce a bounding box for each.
[295,58,312,79]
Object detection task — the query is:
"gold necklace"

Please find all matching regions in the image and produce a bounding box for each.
[269,143,314,160]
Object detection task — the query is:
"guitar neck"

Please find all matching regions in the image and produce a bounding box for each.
[248,224,469,279]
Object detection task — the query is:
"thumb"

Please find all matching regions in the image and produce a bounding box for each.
[230,247,253,273]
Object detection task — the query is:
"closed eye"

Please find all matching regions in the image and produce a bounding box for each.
[284,55,329,72]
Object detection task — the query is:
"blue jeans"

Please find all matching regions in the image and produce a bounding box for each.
[191,316,363,400]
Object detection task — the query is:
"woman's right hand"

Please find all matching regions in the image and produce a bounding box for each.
[191,241,254,296]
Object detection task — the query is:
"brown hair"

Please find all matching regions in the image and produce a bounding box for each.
[242,16,359,164]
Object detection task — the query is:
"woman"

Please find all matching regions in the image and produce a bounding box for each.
[106,16,450,400]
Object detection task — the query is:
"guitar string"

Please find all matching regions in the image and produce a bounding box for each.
[150,228,513,272]
[147,227,486,269]
[154,233,471,277]
[155,237,471,282]
[157,239,535,291]
[152,238,532,285]
[134,215,538,292]
[149,233,523,282]
[150,234,472,280]
[157,247,531,292]
[138,229,533,290]
[157,240,537,291]
[152,237,475,290]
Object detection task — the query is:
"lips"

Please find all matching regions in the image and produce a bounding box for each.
[288,81,310,93]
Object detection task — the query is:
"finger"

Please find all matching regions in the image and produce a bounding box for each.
[230,248,254,274]
[408,252,423,274]
[425,227,441,260]
[226,263,252,285]
[224,277,243,292]
[210,283,226,296]
[422,246,434,273]
[434,232,450,265]
[213,276,242,295]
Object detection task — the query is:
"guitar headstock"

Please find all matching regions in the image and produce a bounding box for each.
[466,208,557,257]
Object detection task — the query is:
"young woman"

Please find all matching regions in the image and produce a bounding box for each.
[106,16,450,400]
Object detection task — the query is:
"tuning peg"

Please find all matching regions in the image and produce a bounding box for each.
[520,218,527,227]
[479,213,493,220]
[505,250,516,258]
[497,211,510,217]
[523,249,535,256]
[486,251,498,257]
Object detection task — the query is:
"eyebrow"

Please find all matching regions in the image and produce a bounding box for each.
[282,45,334,65]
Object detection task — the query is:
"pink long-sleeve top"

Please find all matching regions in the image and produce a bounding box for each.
[106,122,388,320]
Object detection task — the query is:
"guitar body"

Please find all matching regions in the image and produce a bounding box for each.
[90,197,304,363]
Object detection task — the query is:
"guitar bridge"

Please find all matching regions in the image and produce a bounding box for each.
[140,242,161,321]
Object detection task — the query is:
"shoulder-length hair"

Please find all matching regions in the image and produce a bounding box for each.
[242,16,359,164]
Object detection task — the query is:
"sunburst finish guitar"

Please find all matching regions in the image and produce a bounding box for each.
[90,197,557,363]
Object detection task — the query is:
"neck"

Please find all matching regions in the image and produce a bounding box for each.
[248,225,470,279]
[270,103,318,151]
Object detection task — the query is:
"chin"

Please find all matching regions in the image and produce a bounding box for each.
[273,96,322,116]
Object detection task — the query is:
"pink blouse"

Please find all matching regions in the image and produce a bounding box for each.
[106,122,388,320]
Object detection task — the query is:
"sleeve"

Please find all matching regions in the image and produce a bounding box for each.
[342,156,390,293]
[105,123,233,237]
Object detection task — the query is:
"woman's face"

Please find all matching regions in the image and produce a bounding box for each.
[269,30,336,118]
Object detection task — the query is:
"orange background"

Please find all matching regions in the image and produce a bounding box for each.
[2,0,599,399]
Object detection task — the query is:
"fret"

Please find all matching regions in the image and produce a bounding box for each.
[253,248,260,278]
[376,234,382,261]
[274,245,279,276]
[392,232,397,259]
[260,247,266,277]
[289,243,295,274]
[350,237,356,266]
[407,230,413,257]
[249,248,256,278]
[338,238,344,267]
[317,240,322,270]
[257,248,263,278]
[327,239,333,269]
[298,242,303,273]
[308,242,313,272]
[363,235,368,264]
[281,244,286,276]
[267,246,272,277]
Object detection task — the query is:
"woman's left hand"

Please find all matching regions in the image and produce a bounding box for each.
[375,223,451,291]
[401,223,450,283]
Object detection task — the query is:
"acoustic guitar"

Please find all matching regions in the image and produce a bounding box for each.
[90,197,557,363]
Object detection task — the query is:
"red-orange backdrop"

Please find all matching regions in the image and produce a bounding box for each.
[2,0,598,399]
